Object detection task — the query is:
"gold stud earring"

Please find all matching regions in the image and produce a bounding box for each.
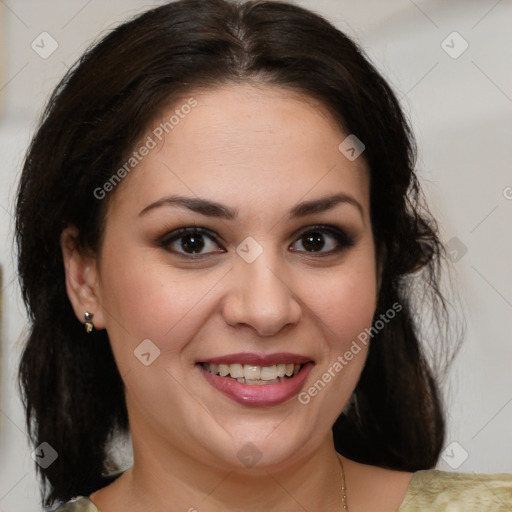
[84,312,94,333]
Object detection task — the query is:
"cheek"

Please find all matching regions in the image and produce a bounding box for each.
[303,257,378,353]
[290,264,376,434]
[98,241,228,368]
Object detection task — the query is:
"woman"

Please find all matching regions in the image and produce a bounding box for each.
[15,0,512,510]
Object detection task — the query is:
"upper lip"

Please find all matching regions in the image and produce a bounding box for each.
[198,352,313,366]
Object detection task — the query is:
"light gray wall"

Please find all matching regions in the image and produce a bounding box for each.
[1,1,511,510]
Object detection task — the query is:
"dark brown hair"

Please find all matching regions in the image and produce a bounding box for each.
[15,0,459,507]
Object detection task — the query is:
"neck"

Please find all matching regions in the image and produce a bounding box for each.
[96,432,345,512]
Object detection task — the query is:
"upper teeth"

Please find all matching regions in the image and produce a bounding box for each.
[203,363,301,380]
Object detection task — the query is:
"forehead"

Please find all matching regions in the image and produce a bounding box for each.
[108,83,370,220]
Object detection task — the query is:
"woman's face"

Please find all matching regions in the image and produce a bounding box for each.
[87,83,378,470]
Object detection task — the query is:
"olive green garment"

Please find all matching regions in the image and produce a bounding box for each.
[396,470,512,511]
[53,469,512,511]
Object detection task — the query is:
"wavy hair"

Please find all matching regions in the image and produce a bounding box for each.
[15,0,460,507]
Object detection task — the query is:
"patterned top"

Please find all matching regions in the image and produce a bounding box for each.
[53,469,512,511]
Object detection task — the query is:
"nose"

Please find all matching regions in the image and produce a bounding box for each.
[221,248,302,337]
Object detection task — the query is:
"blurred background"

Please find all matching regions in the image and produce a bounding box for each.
[0,0,511,510]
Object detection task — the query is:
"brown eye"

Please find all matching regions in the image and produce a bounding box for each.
[290,225,354,255]
[301,232,325,251]
[158,227,224,257]
[179,233,206,254]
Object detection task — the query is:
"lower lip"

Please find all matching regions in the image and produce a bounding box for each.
[198,362,314,407]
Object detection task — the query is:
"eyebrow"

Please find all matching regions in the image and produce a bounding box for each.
[138,192,364,220]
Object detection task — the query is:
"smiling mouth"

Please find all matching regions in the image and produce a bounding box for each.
[200,362,303,385]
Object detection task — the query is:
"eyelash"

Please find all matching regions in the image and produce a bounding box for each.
[157,224,355,259]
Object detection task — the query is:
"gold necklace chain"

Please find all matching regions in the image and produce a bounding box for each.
[337,453,349,511]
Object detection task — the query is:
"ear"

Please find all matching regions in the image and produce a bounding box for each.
[60,225,106,330]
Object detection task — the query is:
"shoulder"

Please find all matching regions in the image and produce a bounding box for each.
[398,469,512,511]
[51,496,100,512]
[50,472,124,511]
